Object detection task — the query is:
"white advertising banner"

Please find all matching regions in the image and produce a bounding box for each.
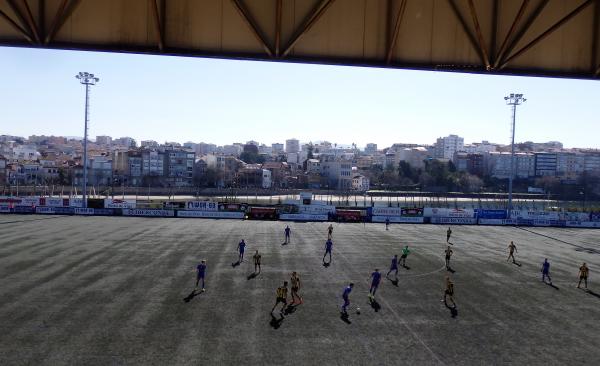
[105,199,137,209]
[69,198,84,207]
[424,208,475,218]
[431,217,478,225]
[510,210,559,220]
[177,211,244,219]
[559,212,591,222]
[478,219,518,226]
[123,209,174,217]
[39,197,67,207]
[74,208,95,215]
[16,197,40,206]
[372,207,403,216]
[297,205,336,214]
[372,216,424,223]
[280,213,329,221]
[185,201,218,211]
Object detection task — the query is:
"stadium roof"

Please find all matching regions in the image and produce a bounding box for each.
[1,0,599,79]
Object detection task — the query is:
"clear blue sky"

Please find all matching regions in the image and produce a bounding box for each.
[1,46,599,149]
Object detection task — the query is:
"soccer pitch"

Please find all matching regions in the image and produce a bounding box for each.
[1,215,599,365]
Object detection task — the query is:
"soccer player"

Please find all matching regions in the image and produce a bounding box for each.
[284,225,291,244]
[237,239,246,262]
[253,250,262,274]
[195,260,207,292]
[290,271,303,304]
[541,258,552,284]
[385,217,390,231]
[446,227,452,243]
[442,276,455,307]
[445,246,453,270]
[386,255,399,278]
[341,283,354,315]
[400,245,410,267]
[369,269,382,299]
[577,262,589,289]
[507,241,517,263]
[327,224,334,239]
[271,281,288,315]
[323,238,333,263]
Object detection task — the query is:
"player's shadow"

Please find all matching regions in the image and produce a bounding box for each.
[445,303,458,318]
[447,267,456,273]
[269,314,284,329]
[369,299,381,312]
[281,241,288,246]
[403,265,411,270]
[545,282,559,290]
[247,272,259,280]
[583,289,599,298]
[511,261,522,267]
[323,261,331,268]
[183,290,201,303]
[284,304,298,315]
[340,313,352,324]
[387,277,399,287]
[232,261,241,268]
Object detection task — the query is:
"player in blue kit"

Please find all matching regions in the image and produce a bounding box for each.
[369,269,382,299]
[341,283,354,315]
[284,225,291,244]
[323,238,333,264]
[237,239,246,262]
[541,258,552,284]
[386,255,399,279]
[195,260,207,292]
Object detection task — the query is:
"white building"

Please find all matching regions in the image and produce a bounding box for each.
[272,143,284,154]
[96,135,112,145]
[141,140,159,148]
[397,147,428,169]
[463,140,497,154]
[434,135,464,160]
[352,174,370,191]
[321,158,353,190]
[556,152,585,179]
[485,152,535,179]
[285,138,300,153]
[262,169,272,188]
[142,150,165,176]
[223,144,243,157]
[365,143,378,155]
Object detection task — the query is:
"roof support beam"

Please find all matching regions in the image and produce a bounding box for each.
[595,64,600,77]
[386,0,408,65]
[150,0,164,51]
[592,0,599,75]
[22,0,41,44]
[282,0,337,58]
[275,0,282,57]
[0,8,34,43]
[495,0,548,69]
[231,0,273,57]
[38,0,45,41]
[490,0,499,62]
[447,0,486,69]
[500,0,595,69]
[6,0,38,44]
[45,0,82,45]
[467,0,491,70]
[493,0,529,69]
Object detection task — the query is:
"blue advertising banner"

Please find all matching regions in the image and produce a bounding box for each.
[477,209,507,219]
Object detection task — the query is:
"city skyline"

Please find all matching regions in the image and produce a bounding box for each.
[2,47,600,149]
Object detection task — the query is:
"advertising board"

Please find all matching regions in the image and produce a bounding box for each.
[565,221,600,228]
[371,216,424,223]
[123,209,174,217]
[477,209,507,219]
[430,217,477,225]
[74,208,95,215]
[13,206,35,213]
[39,197,69,207]
[105,199,137,209]
[297,204,336,215]
[478,219,505,225]
[185,201,218,211]
[69,198,83,207]
[401,207,424,217]
[16,197,40,206]
[218,203,248,212]
[558,212,591,222]
[279,213,328,221]
[510,210,559,220]
[372,207,403,216]
[0,205,11,213]
[177,211,244,219]
[36,207,55,214]
[424,208,475,218]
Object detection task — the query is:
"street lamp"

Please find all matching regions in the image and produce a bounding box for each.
[75,72,99,208]
[504,93,526,219]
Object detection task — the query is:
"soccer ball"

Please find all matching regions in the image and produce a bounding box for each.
[356,307,361,315]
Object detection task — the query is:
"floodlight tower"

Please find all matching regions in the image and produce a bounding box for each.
[75,72,99,208]
[504,93,526,219]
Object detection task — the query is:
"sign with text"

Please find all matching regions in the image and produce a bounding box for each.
[280,213,328,221]
[297,204,336,214]
[39,197,70,207]
[424,208,475,218]
[430,217,477,225]
[123,209,174,217]
[177,211,244,219]
[105,199,137,209]
[372,216,424,223]
[185,201,218,211]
